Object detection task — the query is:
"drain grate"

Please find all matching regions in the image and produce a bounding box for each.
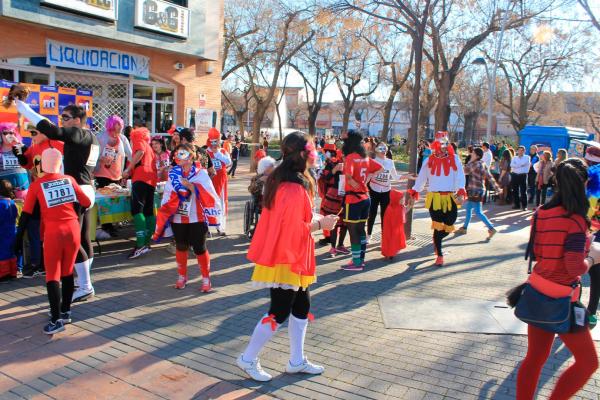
[369,231,430,248]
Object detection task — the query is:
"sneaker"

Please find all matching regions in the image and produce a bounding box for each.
[435,256,444,266]
[21,270,43,279]
[236,354,272,382]
[487,229,497,240]
[200,277,212,293]
[455,227,467,235]
[286,358,325,375]
[366,235,371,244]
[328,248,337,258]
[141,245,151,255]
[174,275,187,289]
[72,287,94,303]
[95,229,111,240]
[590,314,598,330]
[43,319,65,335]
[127,246,146,259]
[336,246,350,255]
[341,261,364,271]
[318,238,330,246]
[47,311,72,324]
[522,207,527,211]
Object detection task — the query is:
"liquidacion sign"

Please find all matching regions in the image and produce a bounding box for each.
[46,40,149,78]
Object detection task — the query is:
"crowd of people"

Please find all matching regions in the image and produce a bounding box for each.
[1,92,600,397]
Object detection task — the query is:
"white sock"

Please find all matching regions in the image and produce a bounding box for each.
[242,314,278,361]
[74,260,92,292]
[288,315,308,366]
[89,257,94,268]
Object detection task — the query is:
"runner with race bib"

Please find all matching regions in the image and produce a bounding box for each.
[14,148,91,335]
[367,142,400,241]
[341,131,383,271]
[152,143,222,292]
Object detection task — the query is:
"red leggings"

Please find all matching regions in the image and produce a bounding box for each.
[43,219,81,283]
[517,324,599,400]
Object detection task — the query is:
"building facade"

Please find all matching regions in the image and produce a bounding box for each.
[0,0,223,137]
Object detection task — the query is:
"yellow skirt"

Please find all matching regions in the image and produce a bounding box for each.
[251,264,316,290]
[425,192,460,212]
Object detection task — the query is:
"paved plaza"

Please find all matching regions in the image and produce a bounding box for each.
[1,163,600,400]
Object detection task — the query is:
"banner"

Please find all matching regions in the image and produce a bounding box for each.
[46,39,150,78]
[0,80,94,141]
[134,0,190,39]
[41,0,118,21]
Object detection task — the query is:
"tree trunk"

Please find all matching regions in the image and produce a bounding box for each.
[434,74,452,132]
[381,85,399,142]
[250,103,268,172]
[418,108,429,139]
[236,111,246,140]
[342,106,352,135]
[307,104,320,137]
[275,104,283,142]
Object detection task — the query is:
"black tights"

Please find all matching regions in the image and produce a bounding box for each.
[347,222,365,246]
[268,287,310,324]
[75,208,93,263]
[171,222,208,255]
[433,230,450,256]
[47,274,75,323]
[330,225,347,248]
[588,264,600,315]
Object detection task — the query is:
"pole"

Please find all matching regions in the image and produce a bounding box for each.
[486,3,513,142]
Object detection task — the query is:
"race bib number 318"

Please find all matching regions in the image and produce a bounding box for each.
[42,178,76,208]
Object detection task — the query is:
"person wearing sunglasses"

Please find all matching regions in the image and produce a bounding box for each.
[15,100,99,303]
[0,122,29,200]
[206,128,232,236]
[366,142,400,243]
[152,144,221,292]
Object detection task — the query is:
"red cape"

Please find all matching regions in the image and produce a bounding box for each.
[247,182,316,276]
[381,189,407,258]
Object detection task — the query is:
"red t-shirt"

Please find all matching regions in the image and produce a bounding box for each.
[23,173,92,223]
[132,139,158,187]
[344,153,382,204]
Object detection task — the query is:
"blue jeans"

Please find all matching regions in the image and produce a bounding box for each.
[462,200,494,230]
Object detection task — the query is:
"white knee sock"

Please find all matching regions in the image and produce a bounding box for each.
[89,257,94,268]
[242,314,279,361]
[288,315,308,365]
[74,260,92,291]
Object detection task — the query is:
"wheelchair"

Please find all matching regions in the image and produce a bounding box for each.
[243,197,261,239]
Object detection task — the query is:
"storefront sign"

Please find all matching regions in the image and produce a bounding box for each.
[134,0,190,39]
[40,0,118,21]
[46,40,150,78]
[195,109,215,131]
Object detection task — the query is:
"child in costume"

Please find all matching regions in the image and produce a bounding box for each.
[586,154,600,329]
[15,148,92,334]
[206,128,232,235]
[318,144,349,258]
[152,144,222,292]
[341,131,383,271]
[408,131,466,266]
[0,180,18,281]
[236,132,338,382]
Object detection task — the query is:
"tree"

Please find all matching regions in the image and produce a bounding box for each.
[452,71,487,144]
[578,0,600,32]
[221,84,252,138]
[494,24,587,132]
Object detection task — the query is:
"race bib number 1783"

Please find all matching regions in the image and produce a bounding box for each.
[42,178,76,208]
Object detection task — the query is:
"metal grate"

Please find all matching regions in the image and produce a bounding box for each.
[55,72,129,134]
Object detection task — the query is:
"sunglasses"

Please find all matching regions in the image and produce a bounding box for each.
[1,131,14,136]
[210,140,219,146]
[60,114,73,121]
[176,150,191,160]
[376,146,387,152]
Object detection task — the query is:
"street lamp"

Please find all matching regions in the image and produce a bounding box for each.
[472,57,494,143]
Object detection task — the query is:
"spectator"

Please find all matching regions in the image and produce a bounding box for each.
[498,149,512,205]
[0,180,17,281]
[151,136,170,182]
[528,145,539,204]
[481,142,493,169]
[248,156,276,213]
[262,135,269,150]
[510,146,531,210]
[228,140,241,177]
[535,151,553,206]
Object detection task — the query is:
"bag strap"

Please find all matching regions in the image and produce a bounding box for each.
[525,211,539,274]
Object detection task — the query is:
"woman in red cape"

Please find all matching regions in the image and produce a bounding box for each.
[236,132,338,382]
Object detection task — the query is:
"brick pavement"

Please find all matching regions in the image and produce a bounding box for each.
[1,159,599,400]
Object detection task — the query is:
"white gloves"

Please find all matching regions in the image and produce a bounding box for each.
[15,100,45,125]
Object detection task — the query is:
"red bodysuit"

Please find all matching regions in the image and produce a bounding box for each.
[23,173,91,282]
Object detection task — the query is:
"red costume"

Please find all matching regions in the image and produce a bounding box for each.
[381,189,407,258]
[206,128,231,232]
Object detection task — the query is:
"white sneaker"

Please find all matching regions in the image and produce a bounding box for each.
[72,287,94,303]
[236,354,272,382]
[366,235,371,245]
[285,358,324,375]
[95,229,111,240]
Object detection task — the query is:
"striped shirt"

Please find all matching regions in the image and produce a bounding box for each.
[532,206,590,286]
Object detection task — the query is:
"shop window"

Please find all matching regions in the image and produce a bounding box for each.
[0,68,14,81]
[18,71,49,85]
[155,103,174,133]
[156,87,174,102]
[133,102,153,130]
[166,0,188,6]
[133,84,153,100]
